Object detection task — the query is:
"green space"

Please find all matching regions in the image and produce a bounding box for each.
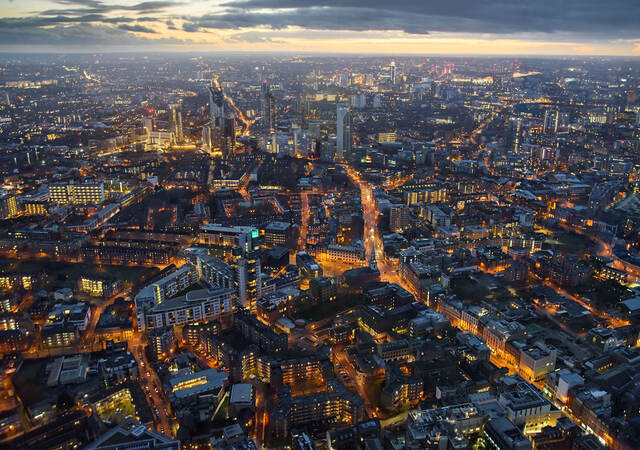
[96,394,136,424]
[451,274,522,305]
[212,395,229,423]
[542,231,594,254]
[11,359,49,407]
[257,156,310,190]
[576,279,633,308]
[524,323,547,337]
[291,378,326,397]
[298,293,368,322]
[2,259,158,288]
[363,380,382,410]
[450,277,493,304]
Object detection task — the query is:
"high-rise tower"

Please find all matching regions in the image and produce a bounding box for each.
[390,60,397,85]
[514,118,522,154]
[261,80,276,134]
[336,103,352,161]
[169,104,183,144]
[208,80,235,158]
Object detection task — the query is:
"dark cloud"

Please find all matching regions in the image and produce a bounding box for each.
[199,0,640,37]
[117,24,157,33]
[0,23,173,46]
[53,0,104,8]
[224,31,284,44]
[182,22,200,32]
[0,15,157,28]
[41,0,181,16]
[0,0,178,48]
[3,0,639,49]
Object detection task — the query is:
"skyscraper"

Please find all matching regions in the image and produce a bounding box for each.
[221,114,235,157]
[231,247,261,313]
[514,118,522,154]
[209,81,225,127]
[198,225,262,312]
[336,103,352,161]
[543,109,550,134]
[261,80,275,134]
[543,108,559,134]
[208,79,235,158]
[340,70,351,88]
[169,104,183,144]
[390,61,397,85]
[202,125,212,152]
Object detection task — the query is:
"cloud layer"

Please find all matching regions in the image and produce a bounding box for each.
[0,0,639,51]
[198,0,640,36]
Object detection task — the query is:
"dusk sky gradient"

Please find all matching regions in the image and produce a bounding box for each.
[1,0,640,55]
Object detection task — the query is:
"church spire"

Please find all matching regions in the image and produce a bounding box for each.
[369,244,378,271]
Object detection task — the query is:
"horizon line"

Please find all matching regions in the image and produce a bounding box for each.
[0,50,639,59]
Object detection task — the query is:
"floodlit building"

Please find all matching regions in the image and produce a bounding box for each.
[48,182,105,205]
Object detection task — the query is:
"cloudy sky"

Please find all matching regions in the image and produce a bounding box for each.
[2,0,640,55]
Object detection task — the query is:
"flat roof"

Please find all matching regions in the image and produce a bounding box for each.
[621,297,640,311]
[150,287,234,313]
[169,368,227,399]
[230,383,253,404]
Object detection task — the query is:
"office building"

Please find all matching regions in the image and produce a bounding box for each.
[134,265,198,316]
[7,410,100,449]
[406,404,485,449]
[169,104,183,144]
[198,225,260,255]
[229,383,254,417]
[389,205,410,233]
[263,221,298,248]
[309,276,337,304]
[86,417,180,449]
[377,132,397,143]
[390,61,397,84]
[208,80,235,157]
[202,124,212,152]
[273,385,364,437]
[230,247,262,313]
[41,322,79,348]
[196,253,235,290]
[296,251,322,279]
[235,308,288,354]
[22,200,47,216]
[144,287,233,330]
[261,79,276,133]
[0,194,18,218]
[48,182,105,205]
[336,103,352,161]
[148,326,176,359]
[168,367,228,406]
[497,377,561,433]
[484,416,532,450]
[210,423,259,449]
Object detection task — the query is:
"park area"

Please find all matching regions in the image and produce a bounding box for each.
[2,258,159,291]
